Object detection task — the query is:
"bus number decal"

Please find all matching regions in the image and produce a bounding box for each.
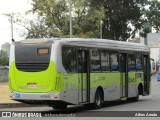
[128,78,136,83]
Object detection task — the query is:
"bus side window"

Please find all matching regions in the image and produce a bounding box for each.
[62,47,77,73]
[101,50,110,71]
[91,50,101,72]
[136,53,143,71]
[128,54,136,71]
[110,52,119,71]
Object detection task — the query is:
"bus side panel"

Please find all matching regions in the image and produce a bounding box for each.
[128,72,144,98]
[63,73,79,104]
[90,72,121,102]
[90,73,107,103]
[106,73,121,101]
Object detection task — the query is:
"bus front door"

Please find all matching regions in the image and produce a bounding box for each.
[78,50,90,103]
[119,53,128,99]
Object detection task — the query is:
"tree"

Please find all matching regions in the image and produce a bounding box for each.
[6,0,104,38]
[138,0,160,38]
[4,13,62,38]
[90,0,148,41]
[7,0,160,41]
[30,0,105,38]
[0,50,9,66]
[143,0,160,33]
[31,0,69,36]
[72,0,105,37]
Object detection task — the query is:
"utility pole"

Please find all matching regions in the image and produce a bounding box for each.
[100,20,103,39]
[10,16,14,42]
[3,13,15,42]
[144,22,151,46]
[69,0,72,38]
[144,37,148,46]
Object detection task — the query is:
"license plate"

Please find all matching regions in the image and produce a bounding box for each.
[27,83,37,88]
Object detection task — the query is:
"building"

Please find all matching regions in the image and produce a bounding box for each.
[147,32,160,62]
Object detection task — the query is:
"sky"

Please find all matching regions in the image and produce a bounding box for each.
[0,0,32,49]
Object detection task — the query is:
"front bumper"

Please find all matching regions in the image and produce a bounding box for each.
[10,91,62,101]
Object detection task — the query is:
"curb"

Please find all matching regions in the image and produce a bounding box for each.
[0,103,46,109]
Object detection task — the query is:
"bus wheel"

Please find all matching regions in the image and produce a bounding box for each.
[94,89,103,109]
[52,104,67,110]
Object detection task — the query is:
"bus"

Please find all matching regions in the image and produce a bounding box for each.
[9,38,151,109]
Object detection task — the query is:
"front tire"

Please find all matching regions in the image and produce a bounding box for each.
[94,89,103,109]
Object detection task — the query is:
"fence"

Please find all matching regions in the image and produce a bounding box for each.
[0,67,9,82]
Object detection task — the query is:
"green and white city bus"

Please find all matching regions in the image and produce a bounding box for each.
[9,38,151,109]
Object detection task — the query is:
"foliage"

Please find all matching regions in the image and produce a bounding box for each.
[31,0,105,38]
[144,0,160,33]
[0,50,9,66]
[0,57,9,66]
[31,0,69,37]
[4,13,62,38]
[5,0,160,41]
[90,0,149,41]
[5,0,104,39]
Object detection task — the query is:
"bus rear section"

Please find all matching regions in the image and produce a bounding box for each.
[9,41,64,106]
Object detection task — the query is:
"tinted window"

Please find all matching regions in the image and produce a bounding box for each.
[91,50,101,72]
[15,44,51,63]
[101,50,110,71]
[15,43,51,72]
[110,52,119,71]
[62,47,77,72]
[136,53,143,71]
[128,54,136,71]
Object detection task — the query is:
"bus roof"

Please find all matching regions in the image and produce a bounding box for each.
[15,38,149,52]
[58,38,149,52]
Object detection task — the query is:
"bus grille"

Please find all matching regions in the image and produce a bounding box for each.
[15,63,49,72]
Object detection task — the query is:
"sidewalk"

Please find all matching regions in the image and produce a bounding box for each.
[0,82,18,104]
[0,82,42,108]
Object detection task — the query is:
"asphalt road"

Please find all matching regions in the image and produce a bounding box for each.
[1,75,160,119]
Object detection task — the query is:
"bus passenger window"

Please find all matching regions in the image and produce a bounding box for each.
[128,55,136,71]
[136,54,143,71]
[62,47,77,72]
[91,50,101,72]
[101,50,110,71]
[110,52,119,71]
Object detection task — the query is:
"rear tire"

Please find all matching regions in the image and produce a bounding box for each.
[94,89,103,109]
[138,84,143,95]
